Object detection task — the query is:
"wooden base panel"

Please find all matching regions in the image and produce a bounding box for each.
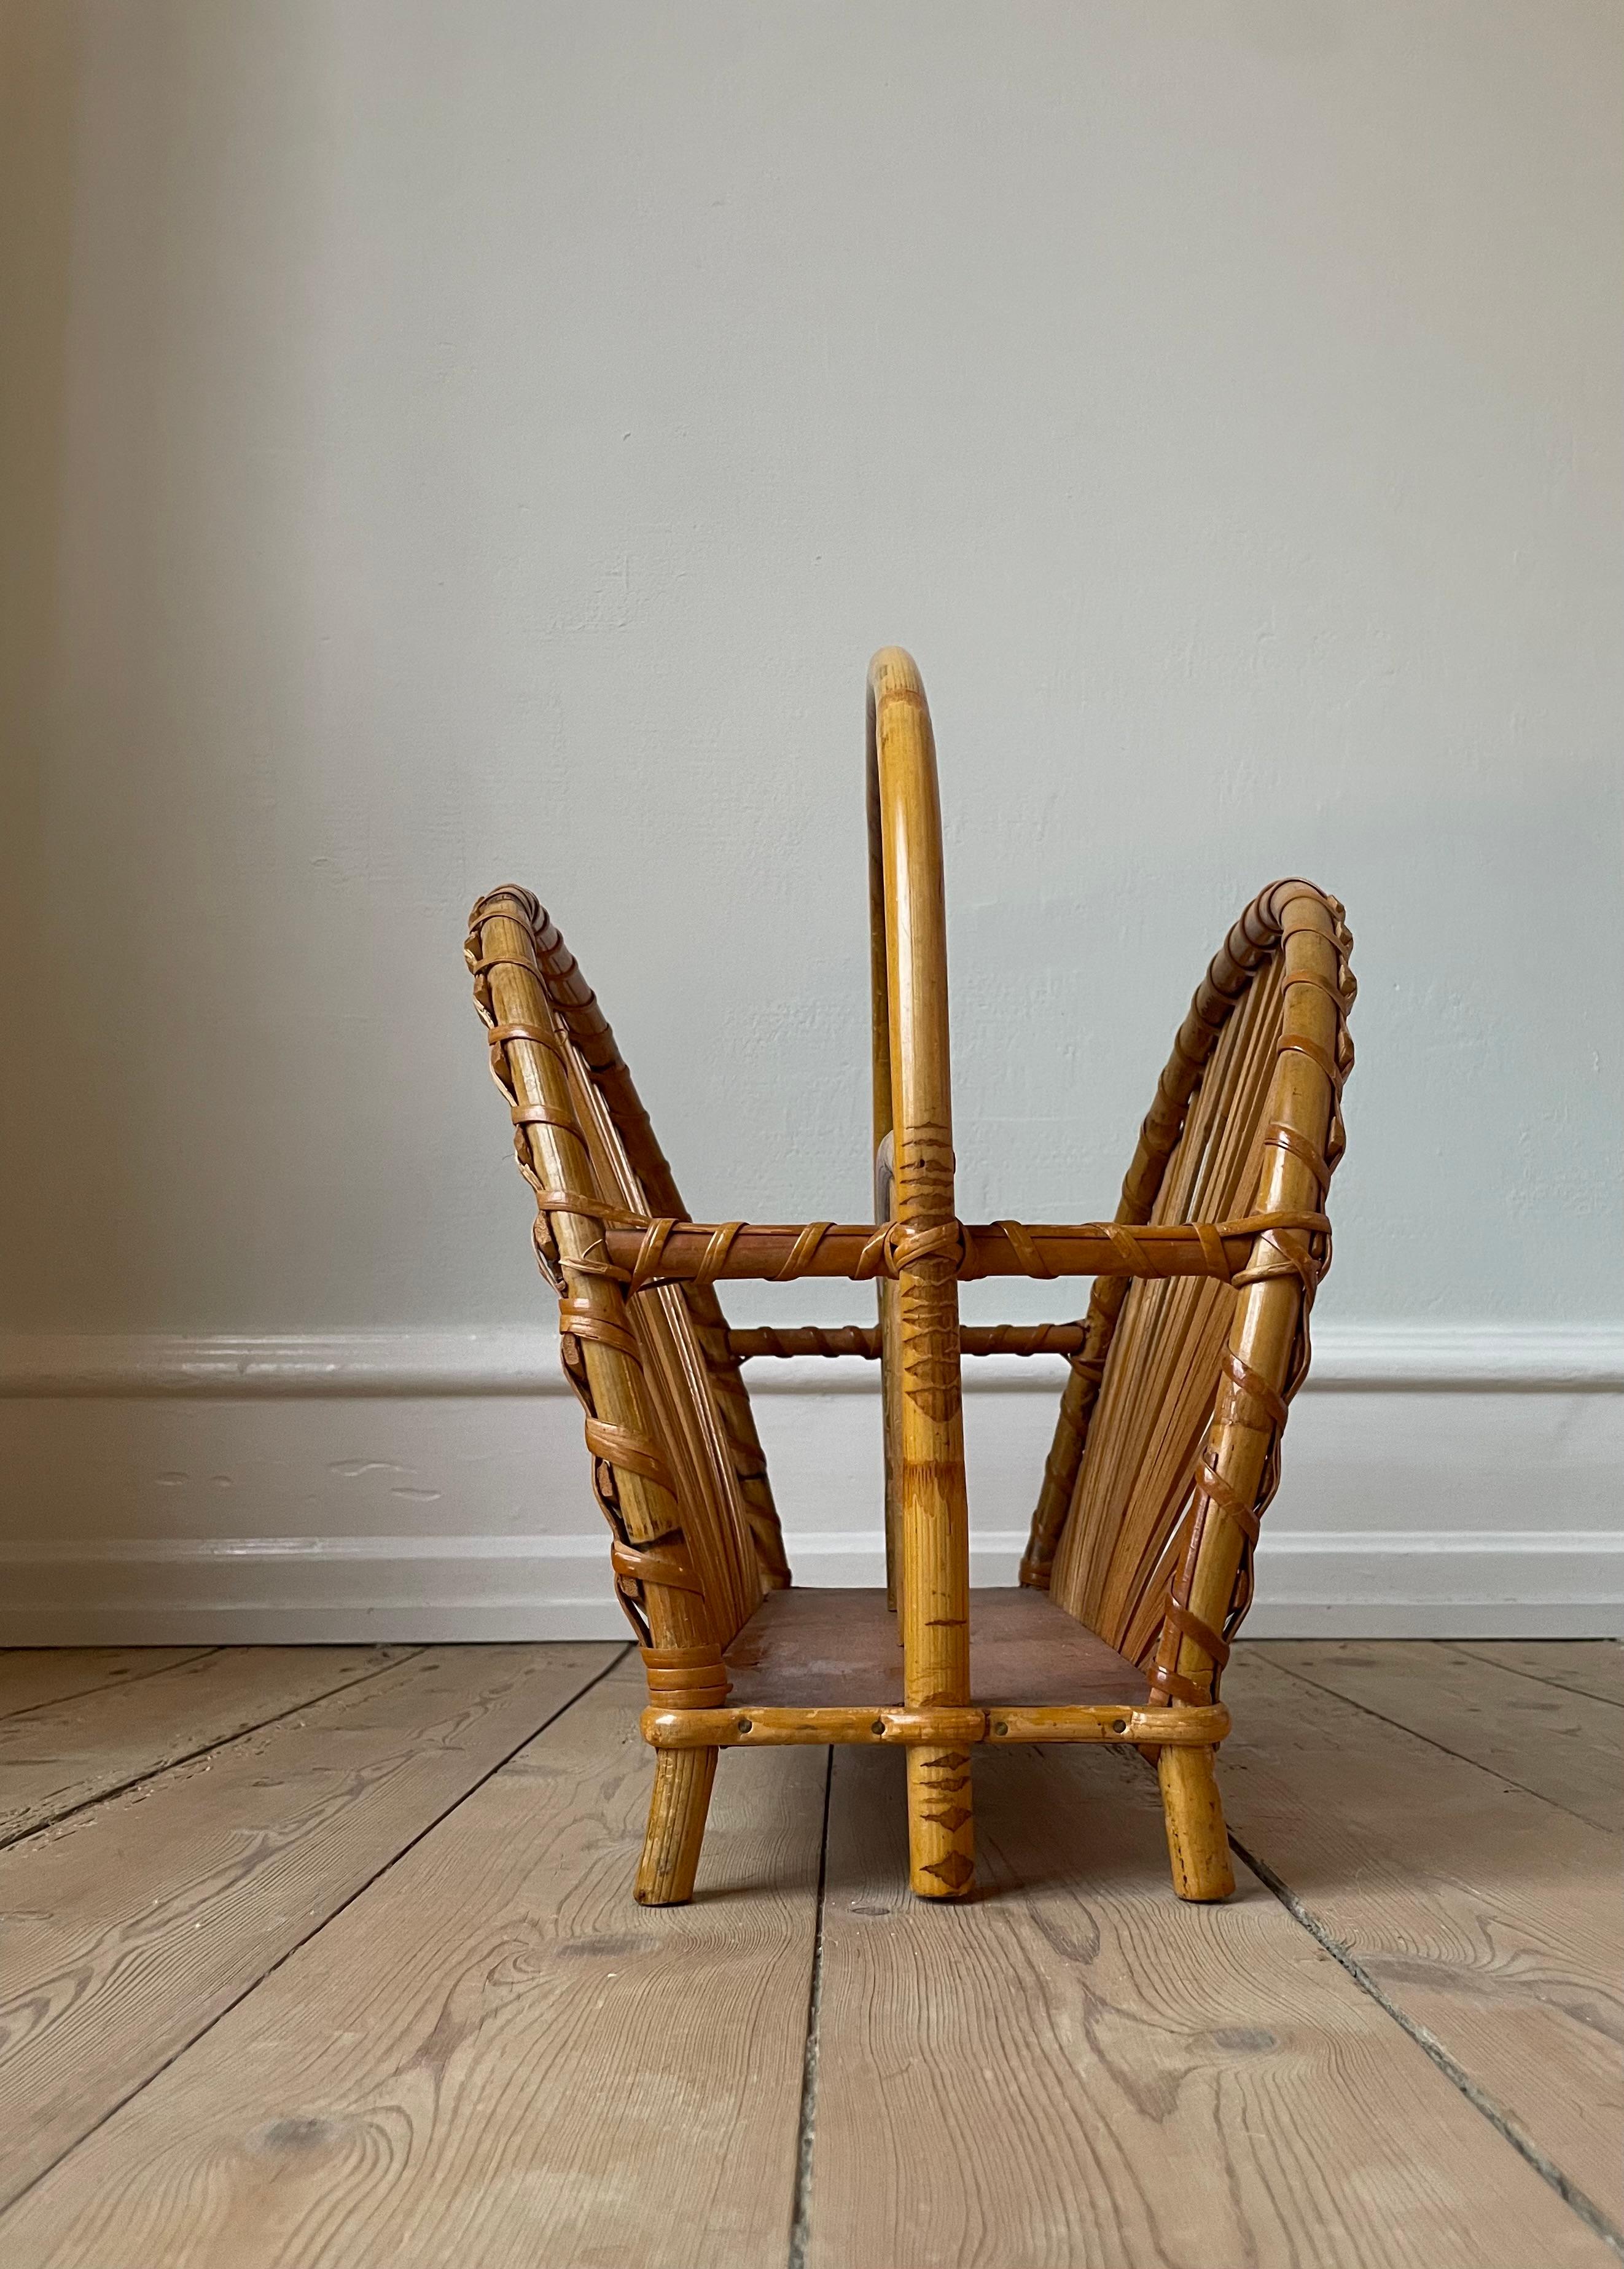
[722,1586,1153,1711]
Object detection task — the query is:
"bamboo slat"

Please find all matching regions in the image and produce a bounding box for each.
[469,896,771,1644]
[469,898,749,1901]
[532,904,792,1590]
[1037,880,1354,1766]
[477,895,790,1591]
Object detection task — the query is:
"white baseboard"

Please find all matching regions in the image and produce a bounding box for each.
[4,1322,1620,1397]
[1,1326,1620,1642]
[0,1529,1617,1645]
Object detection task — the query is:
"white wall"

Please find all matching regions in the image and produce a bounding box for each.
[2,2,1620,1638]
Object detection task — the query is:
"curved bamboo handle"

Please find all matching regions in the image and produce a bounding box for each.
[867,648,974,1897]
[867,692,903,1611]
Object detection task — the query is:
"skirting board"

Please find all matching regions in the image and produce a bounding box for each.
[1,1324,1620,1642]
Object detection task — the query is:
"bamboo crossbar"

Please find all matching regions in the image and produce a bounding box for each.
[726,1322,1091,1359]
[641,1700,1232,1749]
[598,1211,1330,1289]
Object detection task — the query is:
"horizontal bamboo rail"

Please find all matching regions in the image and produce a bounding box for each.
[601,1211,1327,1287]
[641,1700,1231,1749]
[726,1322,1090,1360]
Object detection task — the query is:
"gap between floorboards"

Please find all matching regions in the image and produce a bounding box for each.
[786,1746,832,2269]
[1449,1642,1624,1711]
[0,1646,432,1854]
[0,1642,633,2223]
[0,1648,220,1722]
[1248,1645,1614,1832]
[1229,1826,1624,2260]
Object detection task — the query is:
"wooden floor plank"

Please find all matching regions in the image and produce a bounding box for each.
[1221,1649,1624,2228]
[0,1642,615,2209]
[0,1650,214,1722]
[1254,1639,1623,1832]
[0,1658,824,2269]
[0,1647,417,1846]
[806,1741,1611,2269]
[1452,1640,1624,1710]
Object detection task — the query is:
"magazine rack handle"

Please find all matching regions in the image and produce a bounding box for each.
[865,647,975,1897]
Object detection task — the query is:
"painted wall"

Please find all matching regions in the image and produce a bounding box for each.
[2,2,1619,1636]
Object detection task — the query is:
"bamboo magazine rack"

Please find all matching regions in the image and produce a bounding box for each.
[466,650,1354,1905]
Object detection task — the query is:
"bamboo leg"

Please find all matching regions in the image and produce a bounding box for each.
[908,1746,976,1897]
[635,1746,718,1905]
[1158,1744,1235,1901]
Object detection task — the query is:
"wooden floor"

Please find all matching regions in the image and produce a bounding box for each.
[0,1639,1617,2268]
